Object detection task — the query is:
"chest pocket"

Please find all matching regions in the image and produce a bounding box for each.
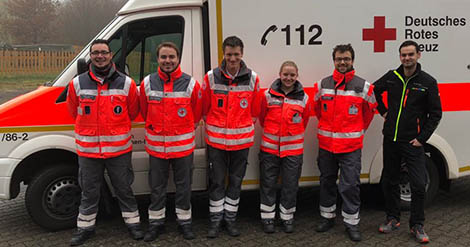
[108,95,128,123]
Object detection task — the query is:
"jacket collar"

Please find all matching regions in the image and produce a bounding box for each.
[269,79,305,100]
[332,69,355,85]
[158,65,182,82]
[219,59,250,80]
[396,63,422,78]
[89,63,116,84]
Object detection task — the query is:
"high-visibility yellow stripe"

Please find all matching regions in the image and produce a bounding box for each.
[216,0,223,64]
[459,166,470,173]
[0,123,145,133]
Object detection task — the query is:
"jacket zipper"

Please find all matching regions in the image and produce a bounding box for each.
[392,70,417,142]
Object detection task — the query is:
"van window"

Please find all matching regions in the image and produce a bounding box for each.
[108,16,184,84]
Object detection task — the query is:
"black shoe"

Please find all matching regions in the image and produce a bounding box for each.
[144,225,164,242]
[315,217,335,232]
[70,228,95,246]
[345,225,361,242]
[128,224,144,240]
[282,220,294,233]
[225,221,240,237]
[207,221,221,239]
[262,219,275,234]
[178,224,195,240]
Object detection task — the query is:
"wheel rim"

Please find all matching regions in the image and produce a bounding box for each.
[400,169,430,202]
[43,176,81,220]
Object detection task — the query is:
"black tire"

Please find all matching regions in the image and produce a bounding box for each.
[25,165,80,231]
[399,156,439,210]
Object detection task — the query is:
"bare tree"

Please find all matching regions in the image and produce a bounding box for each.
[55,0,127,46]
[0,0,59,44]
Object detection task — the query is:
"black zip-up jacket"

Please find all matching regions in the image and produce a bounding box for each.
[373,63,442,144]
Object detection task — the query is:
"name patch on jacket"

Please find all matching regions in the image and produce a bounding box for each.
[149,96,162,101]
[80,95,96,100]
[321,96,333,100]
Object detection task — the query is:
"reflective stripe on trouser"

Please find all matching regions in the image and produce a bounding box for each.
[148,153,194,225]
[317,148,361,225]
[77,152,140,229]
[207,145,249,222]
[259,151,302,220]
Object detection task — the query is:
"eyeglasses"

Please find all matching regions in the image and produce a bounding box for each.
[90,50,111,56]
[334,57,352,62]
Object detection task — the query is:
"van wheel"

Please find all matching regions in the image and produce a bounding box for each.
[25,165,80,231]
[399,156,439,210]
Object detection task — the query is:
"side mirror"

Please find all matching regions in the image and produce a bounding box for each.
[77,58,89,75]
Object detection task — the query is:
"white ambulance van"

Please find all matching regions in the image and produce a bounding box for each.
[0,0,468,230]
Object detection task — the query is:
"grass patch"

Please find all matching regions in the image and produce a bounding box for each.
[0,74,57,91]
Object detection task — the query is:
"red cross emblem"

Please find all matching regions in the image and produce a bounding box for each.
[362,16,396,52]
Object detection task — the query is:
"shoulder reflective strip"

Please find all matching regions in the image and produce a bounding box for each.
[186,77,197,95]
[260,204,276,212]
[75,133,130,143]
[209,205,224,213]
[284,98,306,107]
[210,199,224,206]
[78,213,97,221]
[317,129,364,139]
[122,211,139,218]
[261,212,276,219]
[320,204,336,213]
[342,211,359,219]
[149,208,166,219]
[208,70,216,89]
[314,82,322,101]
[224,204,238,212]
[77,219,96,228]
[265,93,283,105]
[280,143,303,152]
[363,81,377,104]
[261,140,279,150]
[251,71,257,90]
[73,77,80,96]
[175,208,192,220]
[280,205,296,214]
[206,124,254,135]
[124,76,132,95]
[79,89,98,96]
[225,196,240,205]
[208,136,254,146]
[280,212,294,220]
[320,211,336,219]
[101,140,131,153]
[146,140,195,153]
[144,75,152,96]
[281,134,304,142]
[145,131,194,142]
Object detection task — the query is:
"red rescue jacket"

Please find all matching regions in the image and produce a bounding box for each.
[258,79,311,157]
[313,69,377,153]
[202,60,260,151]
[66,63,139,159]
[139,66,202,159]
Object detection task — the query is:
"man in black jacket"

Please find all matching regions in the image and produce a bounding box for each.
[373,40,442,244]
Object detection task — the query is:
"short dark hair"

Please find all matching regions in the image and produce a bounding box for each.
[156,42,180,58]
[90,39,110,52]
[332,44,355,61]
[399,40,420,54]
[222,36,244,53]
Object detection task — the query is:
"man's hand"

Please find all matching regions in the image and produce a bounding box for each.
[409,138,422,147]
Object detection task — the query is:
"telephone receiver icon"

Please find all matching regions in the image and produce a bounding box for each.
[261,25,278,46]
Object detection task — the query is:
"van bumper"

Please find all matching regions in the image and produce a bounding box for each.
[0,158,21,199]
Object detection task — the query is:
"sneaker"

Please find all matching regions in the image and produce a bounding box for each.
[178,224,195,240]
[378,218,400,233]
[70,228,95,246]
[410,224,430,243]
[315,217,335,232]
[262,219,275,234]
